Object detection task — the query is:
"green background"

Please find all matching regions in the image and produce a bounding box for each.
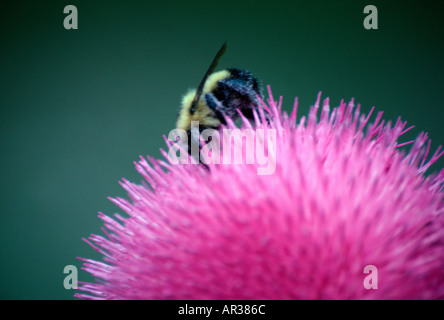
[1,0,443,299]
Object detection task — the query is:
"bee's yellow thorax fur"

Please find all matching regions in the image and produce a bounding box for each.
[176,70,231,131]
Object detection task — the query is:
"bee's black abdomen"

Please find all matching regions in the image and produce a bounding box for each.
[227,68,262,99]
[204,68,262,123]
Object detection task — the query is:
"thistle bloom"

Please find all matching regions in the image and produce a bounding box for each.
[76,87,444,299]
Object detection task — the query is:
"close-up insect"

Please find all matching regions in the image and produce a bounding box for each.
[3,1,443,303]
[176,43,263,156]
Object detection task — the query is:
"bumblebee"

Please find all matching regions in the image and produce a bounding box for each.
[176,43,263,146]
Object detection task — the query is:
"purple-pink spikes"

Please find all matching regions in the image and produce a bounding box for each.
[76,87,444,299]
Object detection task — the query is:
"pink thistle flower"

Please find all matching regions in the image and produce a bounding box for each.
[76,87,444,300]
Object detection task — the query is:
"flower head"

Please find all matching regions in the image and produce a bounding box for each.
[76,87,444,299]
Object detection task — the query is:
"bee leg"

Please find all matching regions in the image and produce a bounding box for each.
[204,92,230,125]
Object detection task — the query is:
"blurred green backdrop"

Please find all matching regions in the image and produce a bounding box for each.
[1,0,443,299]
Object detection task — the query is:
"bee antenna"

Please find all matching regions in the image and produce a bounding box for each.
[190,42,227,112]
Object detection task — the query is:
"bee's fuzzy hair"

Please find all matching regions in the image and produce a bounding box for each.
[176,70,231,131]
